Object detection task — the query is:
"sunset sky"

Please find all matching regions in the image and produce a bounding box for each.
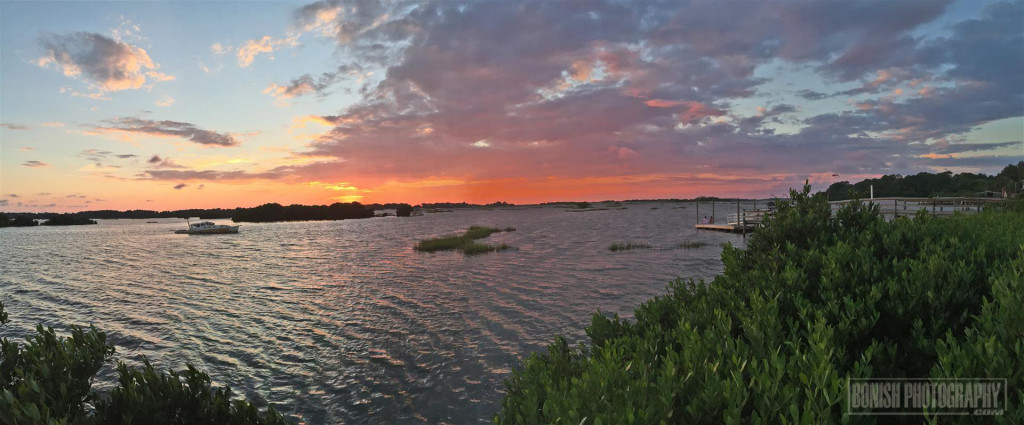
[1,0,1022,212]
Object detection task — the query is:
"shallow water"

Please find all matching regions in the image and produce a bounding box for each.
[0,203,746,424]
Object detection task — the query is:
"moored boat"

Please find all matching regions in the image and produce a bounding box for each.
[174,219,239,234]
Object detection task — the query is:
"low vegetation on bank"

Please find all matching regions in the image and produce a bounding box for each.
[415,226,516,255]
[0,303,290,424]
[498,184,1024,423]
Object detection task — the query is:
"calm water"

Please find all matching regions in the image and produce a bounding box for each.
[0,204,745,424]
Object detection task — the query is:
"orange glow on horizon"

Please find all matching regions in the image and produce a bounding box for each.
[1,170,849,213]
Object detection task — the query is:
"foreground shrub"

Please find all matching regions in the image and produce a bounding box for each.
[94,359,289,425]
[0,302,289,424]
[496,184,1023,424]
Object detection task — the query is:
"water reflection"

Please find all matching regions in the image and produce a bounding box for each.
[0,204,744,423]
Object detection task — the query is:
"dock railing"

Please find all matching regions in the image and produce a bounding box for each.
[726,210,769,226]
[696,197,1007,232]
[828,197,1004,219]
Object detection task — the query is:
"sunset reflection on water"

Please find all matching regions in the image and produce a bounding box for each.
[0,204,743,423]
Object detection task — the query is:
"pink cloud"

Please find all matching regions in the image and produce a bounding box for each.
[37,32,171,91]
[678,102,726,124]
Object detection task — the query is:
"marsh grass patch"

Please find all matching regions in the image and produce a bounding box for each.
[608,242,654,252]
[609,240,711,252]
[415,225,517,255]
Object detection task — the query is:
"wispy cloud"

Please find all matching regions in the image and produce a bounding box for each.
[97,117,240,147]
[79,149,136,162]
[235,34,298,67]
[23,160,50,168]
[146,154,186,169]
[155,97,175,107]
[60,86,112,101]
[1,123,30,130]
[264,64,362,99]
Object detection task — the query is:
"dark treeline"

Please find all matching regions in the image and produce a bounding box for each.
[363,202,414,211]
[0,213,96,227]
[0,202,380,224]
[40,213,97,226]
[231,202,375,222]
[86,208,237,219]
[417,201,512,208]
[827,161,1023,200]
[0,214,38,227]
[4,208,236,220]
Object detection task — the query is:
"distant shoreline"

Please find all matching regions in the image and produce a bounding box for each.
[0,197,755,220]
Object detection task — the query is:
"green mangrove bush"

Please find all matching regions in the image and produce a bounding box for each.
[0,303,289,425]
[496,185,1023,424]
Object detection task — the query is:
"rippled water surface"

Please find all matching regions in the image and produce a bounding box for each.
[0,204,746,424]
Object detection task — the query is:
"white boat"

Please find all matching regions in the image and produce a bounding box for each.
[174,219,239,234]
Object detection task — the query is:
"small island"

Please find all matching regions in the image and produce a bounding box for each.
[42,213,98,226]
[230,202,376,223]
[0,213,38,227]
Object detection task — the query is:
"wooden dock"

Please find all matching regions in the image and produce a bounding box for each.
[694,199,765,233]
[695,223,755,233]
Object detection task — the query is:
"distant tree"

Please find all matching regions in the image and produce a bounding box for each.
[576,202,591,209]
[827,163,1021,200]
[396,204,414,217]
[996,161,1024,196]
[11,216,38,227]
[824,181,853,200]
